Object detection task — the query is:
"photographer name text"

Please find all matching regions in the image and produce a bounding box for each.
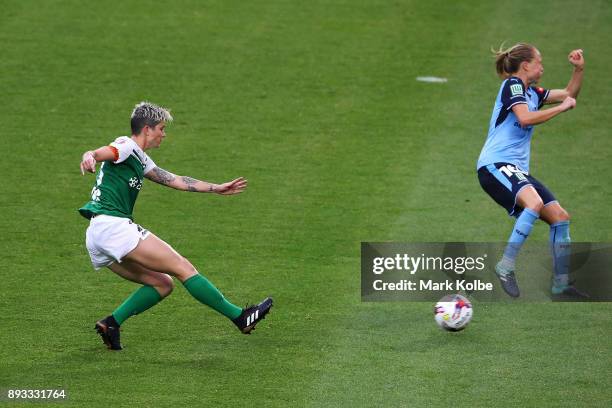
[373,279,493,291]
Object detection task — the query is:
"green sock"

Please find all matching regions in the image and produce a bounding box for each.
[112,285,163,325]
[182,274,242,320]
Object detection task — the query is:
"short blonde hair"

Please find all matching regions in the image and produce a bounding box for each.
[130,101,173,134]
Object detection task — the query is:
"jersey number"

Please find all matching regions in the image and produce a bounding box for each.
[499,164,528,182]
[91,162,105,201]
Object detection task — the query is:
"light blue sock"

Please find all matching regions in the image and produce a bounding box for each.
[550,220,571,290]
[500,208,539,270]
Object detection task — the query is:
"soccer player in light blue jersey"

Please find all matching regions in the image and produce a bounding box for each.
[477,43,586,298]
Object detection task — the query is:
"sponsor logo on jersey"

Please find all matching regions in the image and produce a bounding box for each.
[128,177,143,190]
[514,121,533,131]
[91,187,101,201]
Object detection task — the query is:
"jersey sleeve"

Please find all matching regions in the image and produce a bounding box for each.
[531,86,550,109]
[143,153,157,175]
[501,78,527,111]
[109,136,135,164]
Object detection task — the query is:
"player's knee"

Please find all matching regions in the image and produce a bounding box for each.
[155,274,174,298]
[176,257,198,280]
[558,208,570,222]
[526,198,544,213]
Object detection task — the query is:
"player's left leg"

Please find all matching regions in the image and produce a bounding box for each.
[123,233,243,319]
[124,233,273,332]
[541,202,571,291]
[540,201,569,224]
[533,180,587,298]
[540,202,586,297]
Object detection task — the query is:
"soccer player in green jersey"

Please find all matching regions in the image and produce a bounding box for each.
[79,101,272,350]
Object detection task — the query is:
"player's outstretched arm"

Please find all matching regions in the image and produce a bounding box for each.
[512,97,575,127]
[545,49,584,104]
[79,146,116,175]
[145,166,247,195]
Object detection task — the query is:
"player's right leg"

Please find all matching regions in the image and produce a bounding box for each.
[86,215,178,349]
[123,233,273,333]
[95,261,174,350]
[492,186,543,297]
[107,260,174,323]
[478,164,543,297]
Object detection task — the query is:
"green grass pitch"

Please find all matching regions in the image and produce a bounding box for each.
[1,0,611,406]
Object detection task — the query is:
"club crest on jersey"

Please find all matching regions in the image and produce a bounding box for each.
[510,84,523,96]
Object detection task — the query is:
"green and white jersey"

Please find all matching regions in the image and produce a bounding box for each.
[79,136,156,220]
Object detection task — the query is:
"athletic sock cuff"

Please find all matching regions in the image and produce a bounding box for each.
[145,285,164,301]
[182,274,200,286]
[523,207,540,219]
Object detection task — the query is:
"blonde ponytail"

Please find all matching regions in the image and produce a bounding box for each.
[493,43,536,78]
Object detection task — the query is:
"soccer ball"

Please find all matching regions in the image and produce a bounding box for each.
[434,294,473,331]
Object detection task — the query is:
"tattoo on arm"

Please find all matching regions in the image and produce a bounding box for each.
[149,167,176,185]
[182,176,199,192]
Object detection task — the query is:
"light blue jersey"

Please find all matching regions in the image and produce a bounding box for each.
[477,77,549,172]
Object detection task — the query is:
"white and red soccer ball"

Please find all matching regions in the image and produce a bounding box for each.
[434,294,473,331]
